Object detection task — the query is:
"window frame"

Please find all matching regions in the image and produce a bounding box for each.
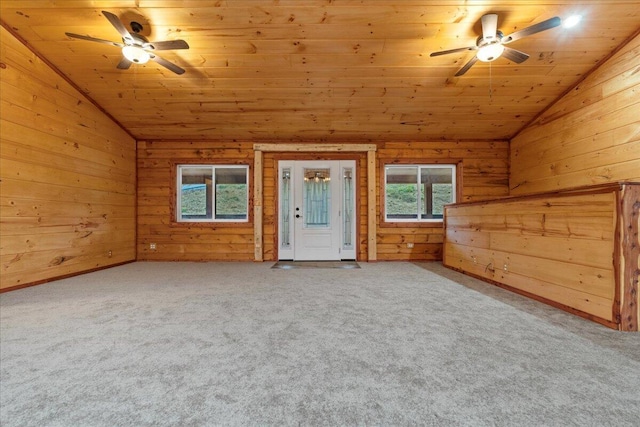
[381,161,460,226]
[173,162,251,225]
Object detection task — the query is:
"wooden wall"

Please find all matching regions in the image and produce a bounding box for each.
[443,187,621,327]
[619,184,640,330]
[137,141,256,261]
[443,33,640,330]
[510,32,640,195]
[376,141,509,261]
[261,151,371,261]
[137,140,508,262]
[0,27,136,290]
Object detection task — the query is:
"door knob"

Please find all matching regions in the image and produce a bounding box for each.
[296,214,302,218]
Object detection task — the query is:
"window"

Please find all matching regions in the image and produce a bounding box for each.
[177,165,249,222]
[384,164,456,222]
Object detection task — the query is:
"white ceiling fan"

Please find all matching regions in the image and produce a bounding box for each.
[431,14,562,76]
[65,10,189,75]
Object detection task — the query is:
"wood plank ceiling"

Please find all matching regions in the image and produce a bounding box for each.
[1,1,639,142]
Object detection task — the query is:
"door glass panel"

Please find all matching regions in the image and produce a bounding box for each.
[343,167,353,249]
[303,168,331,228]
[281,168,291,248]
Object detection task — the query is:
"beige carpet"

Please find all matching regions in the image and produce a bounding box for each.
[1,261,639,426]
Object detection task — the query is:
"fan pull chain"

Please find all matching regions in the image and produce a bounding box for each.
[132,63,140,101]
[489,62,493,103]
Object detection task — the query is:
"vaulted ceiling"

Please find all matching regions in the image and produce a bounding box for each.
[1,1,639,142]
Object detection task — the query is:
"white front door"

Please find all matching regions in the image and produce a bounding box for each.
[278,160,356,261]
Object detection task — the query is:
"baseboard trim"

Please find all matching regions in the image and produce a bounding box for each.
[0,260,136,293]
[443,264,620,330]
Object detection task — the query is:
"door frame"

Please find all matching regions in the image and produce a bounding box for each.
[253,143,377,262]
[278,160,356,261]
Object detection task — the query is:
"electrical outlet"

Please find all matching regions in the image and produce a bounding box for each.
[503,263,508,272]
[407,242,414,248]
[150,243,157,250]
[108,250,112,258]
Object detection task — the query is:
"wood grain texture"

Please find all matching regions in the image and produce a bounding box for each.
[443,185,638,328]
[1,2,638,142]
[618,184,640,331]
[254,150,263,261]
[367,149,377,261]
[510,32,640,195]
[137,140,508,262]
[136,141,255,261]
[376,141,509,261]
[0,27,136,289]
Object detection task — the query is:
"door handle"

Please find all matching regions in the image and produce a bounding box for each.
[296,214,302,218]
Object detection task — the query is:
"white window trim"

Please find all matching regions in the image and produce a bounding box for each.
[177,164,249,223]
[384,164,456,223]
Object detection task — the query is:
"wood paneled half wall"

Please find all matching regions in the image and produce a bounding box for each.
[443,183,640,331]
[0,27,137,290]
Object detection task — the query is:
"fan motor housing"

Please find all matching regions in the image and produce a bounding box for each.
[476,30,504,48]
[125,32,149,47]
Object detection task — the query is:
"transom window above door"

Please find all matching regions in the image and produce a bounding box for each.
[176,165,249,222]
[384,164,456,222]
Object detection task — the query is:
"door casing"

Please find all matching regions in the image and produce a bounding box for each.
[278,160,357,261]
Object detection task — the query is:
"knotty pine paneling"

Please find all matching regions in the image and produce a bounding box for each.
[444,184,640,330]
[377,141,509,261]
[510,32,640,195]
[4,2,638,143]
[262,141,509,262]
[137,141,256,261]
[138,140,508,262]
[262,151,370,262]
[0,27,136,290]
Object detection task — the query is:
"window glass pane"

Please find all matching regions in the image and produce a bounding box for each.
[386,167,418,219]
[420,167,453,219]
[432,183,452,216]
[215,167,248,220]
[180,167,212,220]
[385,165,455,222]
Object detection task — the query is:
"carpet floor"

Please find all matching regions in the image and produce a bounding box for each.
[1,261,639,426]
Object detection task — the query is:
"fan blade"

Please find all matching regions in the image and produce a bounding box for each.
[150,54,185,75]
[144,39,190,51]
[102,10,134,42]
[502,16,561,44]
[481,14,499,41]
[116,57,132,70]
[502,47,530,63]
[65,32,124,47]
[430,46,477,57]
[455,56,479,76]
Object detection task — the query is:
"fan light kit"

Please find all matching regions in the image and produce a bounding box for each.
[562,15,582,28]
[431,13,562,76]
[476,43,505,62]
[65,11,189,74]
[122,45,150,64]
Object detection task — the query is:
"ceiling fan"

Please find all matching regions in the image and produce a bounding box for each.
[430,14,561,76]
[65,10,189,75]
